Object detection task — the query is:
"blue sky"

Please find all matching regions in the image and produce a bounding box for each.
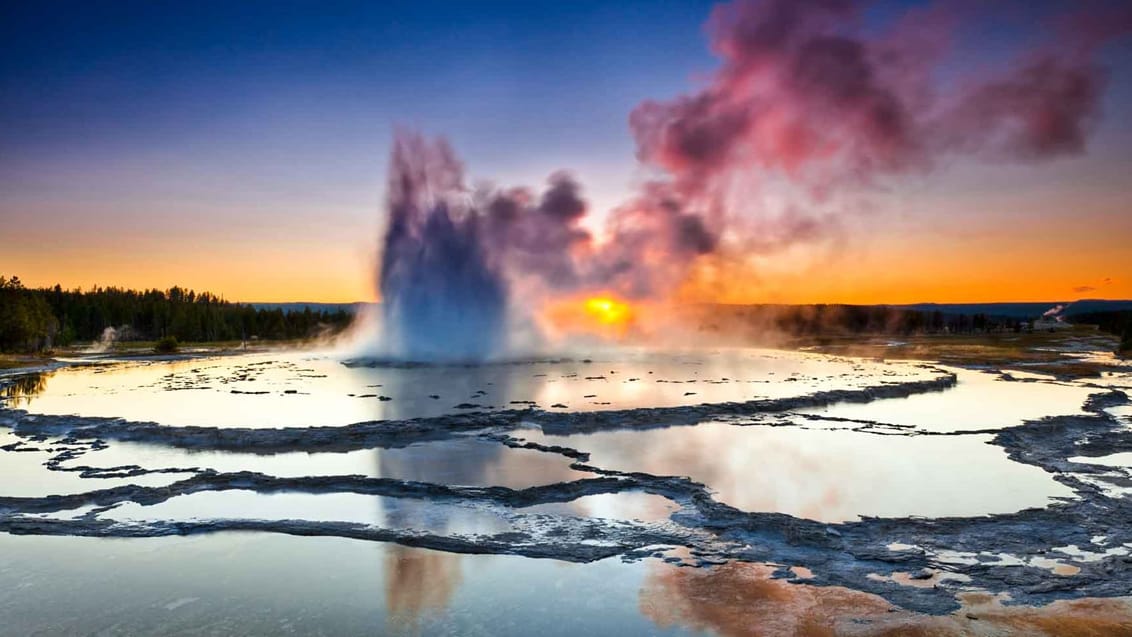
[2,0,1130,302]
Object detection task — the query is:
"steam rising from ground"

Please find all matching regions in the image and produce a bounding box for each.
[85,326,127,354]
[370,0,1130,362]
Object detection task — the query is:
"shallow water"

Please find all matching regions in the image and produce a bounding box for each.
[4,533,1131,636]
[0,533,696,636]
[0,430,185,496]
[3,346,1132,626]
[521,421,1075,522]
[13,348,941,427]
[101,491,515,534]
[798,367,1095,432]
[50,437,595,489]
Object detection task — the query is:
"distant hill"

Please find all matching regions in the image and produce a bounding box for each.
[247,302,375,314]
[1060,300,1132,317]
[890,300,1132,319]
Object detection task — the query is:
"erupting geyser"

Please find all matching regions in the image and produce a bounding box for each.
[373,130,716,362]
[378,135,509,362]
[372,0,1130,363]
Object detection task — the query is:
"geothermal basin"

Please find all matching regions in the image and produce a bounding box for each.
[3,346,1132,634]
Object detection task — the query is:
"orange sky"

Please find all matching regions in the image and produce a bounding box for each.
[6,206,1129,304]
[6,154,1128,304]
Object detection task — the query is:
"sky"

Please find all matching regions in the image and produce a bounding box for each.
[2,0,1130,304]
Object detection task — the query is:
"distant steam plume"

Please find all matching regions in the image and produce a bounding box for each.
[1043,304,1068,318]
[373,0,1130,361]
[86,326,123,354]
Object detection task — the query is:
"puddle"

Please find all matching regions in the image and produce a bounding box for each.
[0,431,186,497]
[1070,452,1132,468]
[799,368,1095,432]
[522,492,679,523]
[54,437,593,489]
[101,491,511,534]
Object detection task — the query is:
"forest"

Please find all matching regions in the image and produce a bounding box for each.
[4,273,1129,355]
[694,303,1132,355]
[693,303,1027,338]
[0,275,353,352]
[1073,310,1132,354]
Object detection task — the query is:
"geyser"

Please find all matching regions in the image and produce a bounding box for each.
[378,135,509,362]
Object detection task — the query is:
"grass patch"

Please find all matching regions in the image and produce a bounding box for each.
[0,354,51,370]
[799,327,1125,378]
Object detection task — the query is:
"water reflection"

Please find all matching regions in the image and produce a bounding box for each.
[529,422,1074,522]
[1,531,1129,635]
[373,365,515,487]
[9,350,940,428]
[385,547,462,635]
[641,561,1132,636]
[374,365,501,633]
[642,562,895,636]
[802,368,1094,432]
[376,438,590,489]
[44,436,591,489]
[0,533,684,636]
[0,372,49,407]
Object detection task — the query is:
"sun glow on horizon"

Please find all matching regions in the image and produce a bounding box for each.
[541,294,638,340]
[583,296,633,326]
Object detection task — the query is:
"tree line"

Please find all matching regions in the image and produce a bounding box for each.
[1073,311,1132,354]
[0,275,354,352]
[695,304,1028,338]
[695,304,1131,355]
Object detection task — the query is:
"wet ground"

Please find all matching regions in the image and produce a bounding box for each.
[3,346,1132,635]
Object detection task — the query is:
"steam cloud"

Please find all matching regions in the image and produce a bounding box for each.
[1043,304,1068,318]
[86,326,123,354]
[376,0,1130,361]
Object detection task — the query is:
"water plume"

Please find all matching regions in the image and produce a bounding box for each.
[377,134,508,362]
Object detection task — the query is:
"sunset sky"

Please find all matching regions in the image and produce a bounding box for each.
[2,0,1130,304]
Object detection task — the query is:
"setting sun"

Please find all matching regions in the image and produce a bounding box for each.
[583,296,632,326]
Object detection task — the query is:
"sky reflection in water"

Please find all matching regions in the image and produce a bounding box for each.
[15,349,940,427]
